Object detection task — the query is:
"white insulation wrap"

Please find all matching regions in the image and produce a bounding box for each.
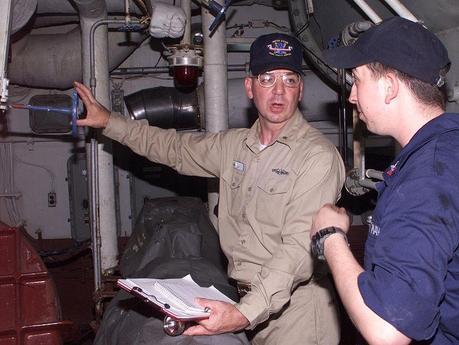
[149,2,186,38]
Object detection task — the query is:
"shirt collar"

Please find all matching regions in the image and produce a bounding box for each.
[383,113,457,181]
[244,109,304,152]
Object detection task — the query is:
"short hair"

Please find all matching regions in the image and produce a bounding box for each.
[366,62,447,110]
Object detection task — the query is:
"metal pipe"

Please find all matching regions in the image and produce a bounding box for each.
[357,178,377,190]
[75,0,118,290]
[366,169,384,180]
[110,64,313,75]
[0,193,21,197]
[382,0,418,22]
[352,0,382,23]
[0,0,13,109]
[359,138,366,180]
[181,0,192,45]
[202,1,228,230]
[89,18,118,279]
[353,108,361,170]
[338,68,348,166]
[87,140,101,289]
[89,18,141,93]
[87,17,145,279]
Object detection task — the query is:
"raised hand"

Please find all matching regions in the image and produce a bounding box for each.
[310,203,351,238]
[74,81,110,128]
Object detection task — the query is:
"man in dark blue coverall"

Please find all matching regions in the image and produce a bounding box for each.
[309,17,459,345]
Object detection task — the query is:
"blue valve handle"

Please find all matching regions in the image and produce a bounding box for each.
[10,89,80,137]
[71,90,79,137]
[207,0,232,33]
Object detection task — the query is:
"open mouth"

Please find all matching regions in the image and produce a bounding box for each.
[270,101,285,112]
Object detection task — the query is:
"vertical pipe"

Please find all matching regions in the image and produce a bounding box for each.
[353,109,361,171]
[338,68,348,166]
[89,16,118,278]
[86,140,101,289]
[181,0,191,46]
[0,0,12,108]
[202,3,228,230]
[75,0,118,289]
[383,0,418,22]
[352,0,382,23]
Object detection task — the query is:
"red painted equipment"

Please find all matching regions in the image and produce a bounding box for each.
[0,222,71,345]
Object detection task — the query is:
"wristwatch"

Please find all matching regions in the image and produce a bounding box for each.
[311,227,349,261]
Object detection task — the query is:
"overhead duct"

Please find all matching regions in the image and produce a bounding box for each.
[124,72,339,131]
[11,0,37,34]
[8,0,148,89]
[125,87,202,130]
[8,27,147,89]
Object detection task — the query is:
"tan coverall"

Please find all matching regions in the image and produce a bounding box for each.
[104,109,345,345]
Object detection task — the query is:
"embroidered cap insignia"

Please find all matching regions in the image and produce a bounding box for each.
[267,39,293,57]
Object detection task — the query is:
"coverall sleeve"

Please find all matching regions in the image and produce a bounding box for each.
[358,177,458,340]
[103,112,223,178]
[237,148,345,326]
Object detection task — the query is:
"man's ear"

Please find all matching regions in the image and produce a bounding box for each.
[384,72,399,104]
[245,77,254,99]
[298,79,304,102]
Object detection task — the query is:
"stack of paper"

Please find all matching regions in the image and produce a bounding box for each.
[117,274,235,320]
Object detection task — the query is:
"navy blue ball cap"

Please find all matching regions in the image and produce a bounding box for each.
[323,17,450,85]
[249,33,304,75]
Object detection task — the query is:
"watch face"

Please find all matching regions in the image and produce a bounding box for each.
[311,227,338,261]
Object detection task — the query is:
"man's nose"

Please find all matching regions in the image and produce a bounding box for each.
[272,77,286,94]
[348,84,357,104]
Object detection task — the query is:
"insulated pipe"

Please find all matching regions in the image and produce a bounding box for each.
[351,0,382,23]
[75,0,118,286]
[383,0,418,22]
[181,0,192,45]
[9,28,82,89]
[8,28,146,89]
[11,0,37,34]
[202,2,228,230]
[0,0,13,108]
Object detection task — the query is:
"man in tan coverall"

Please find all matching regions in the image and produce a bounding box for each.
[75,33,345,345]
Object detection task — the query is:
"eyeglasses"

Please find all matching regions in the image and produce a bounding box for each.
[254,72,301,88]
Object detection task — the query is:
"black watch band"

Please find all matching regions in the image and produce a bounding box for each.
[311,226,349,261]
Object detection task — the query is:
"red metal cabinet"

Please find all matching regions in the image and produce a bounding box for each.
[0,222,68,345]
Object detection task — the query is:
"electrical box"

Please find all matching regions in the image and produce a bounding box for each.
[67,153,90,242]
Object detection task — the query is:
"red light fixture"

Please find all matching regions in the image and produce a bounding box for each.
[172,65,200,88]
[166,45,203,89]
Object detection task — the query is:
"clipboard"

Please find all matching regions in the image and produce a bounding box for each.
[118,283,207,321]
[117,275,234,321]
